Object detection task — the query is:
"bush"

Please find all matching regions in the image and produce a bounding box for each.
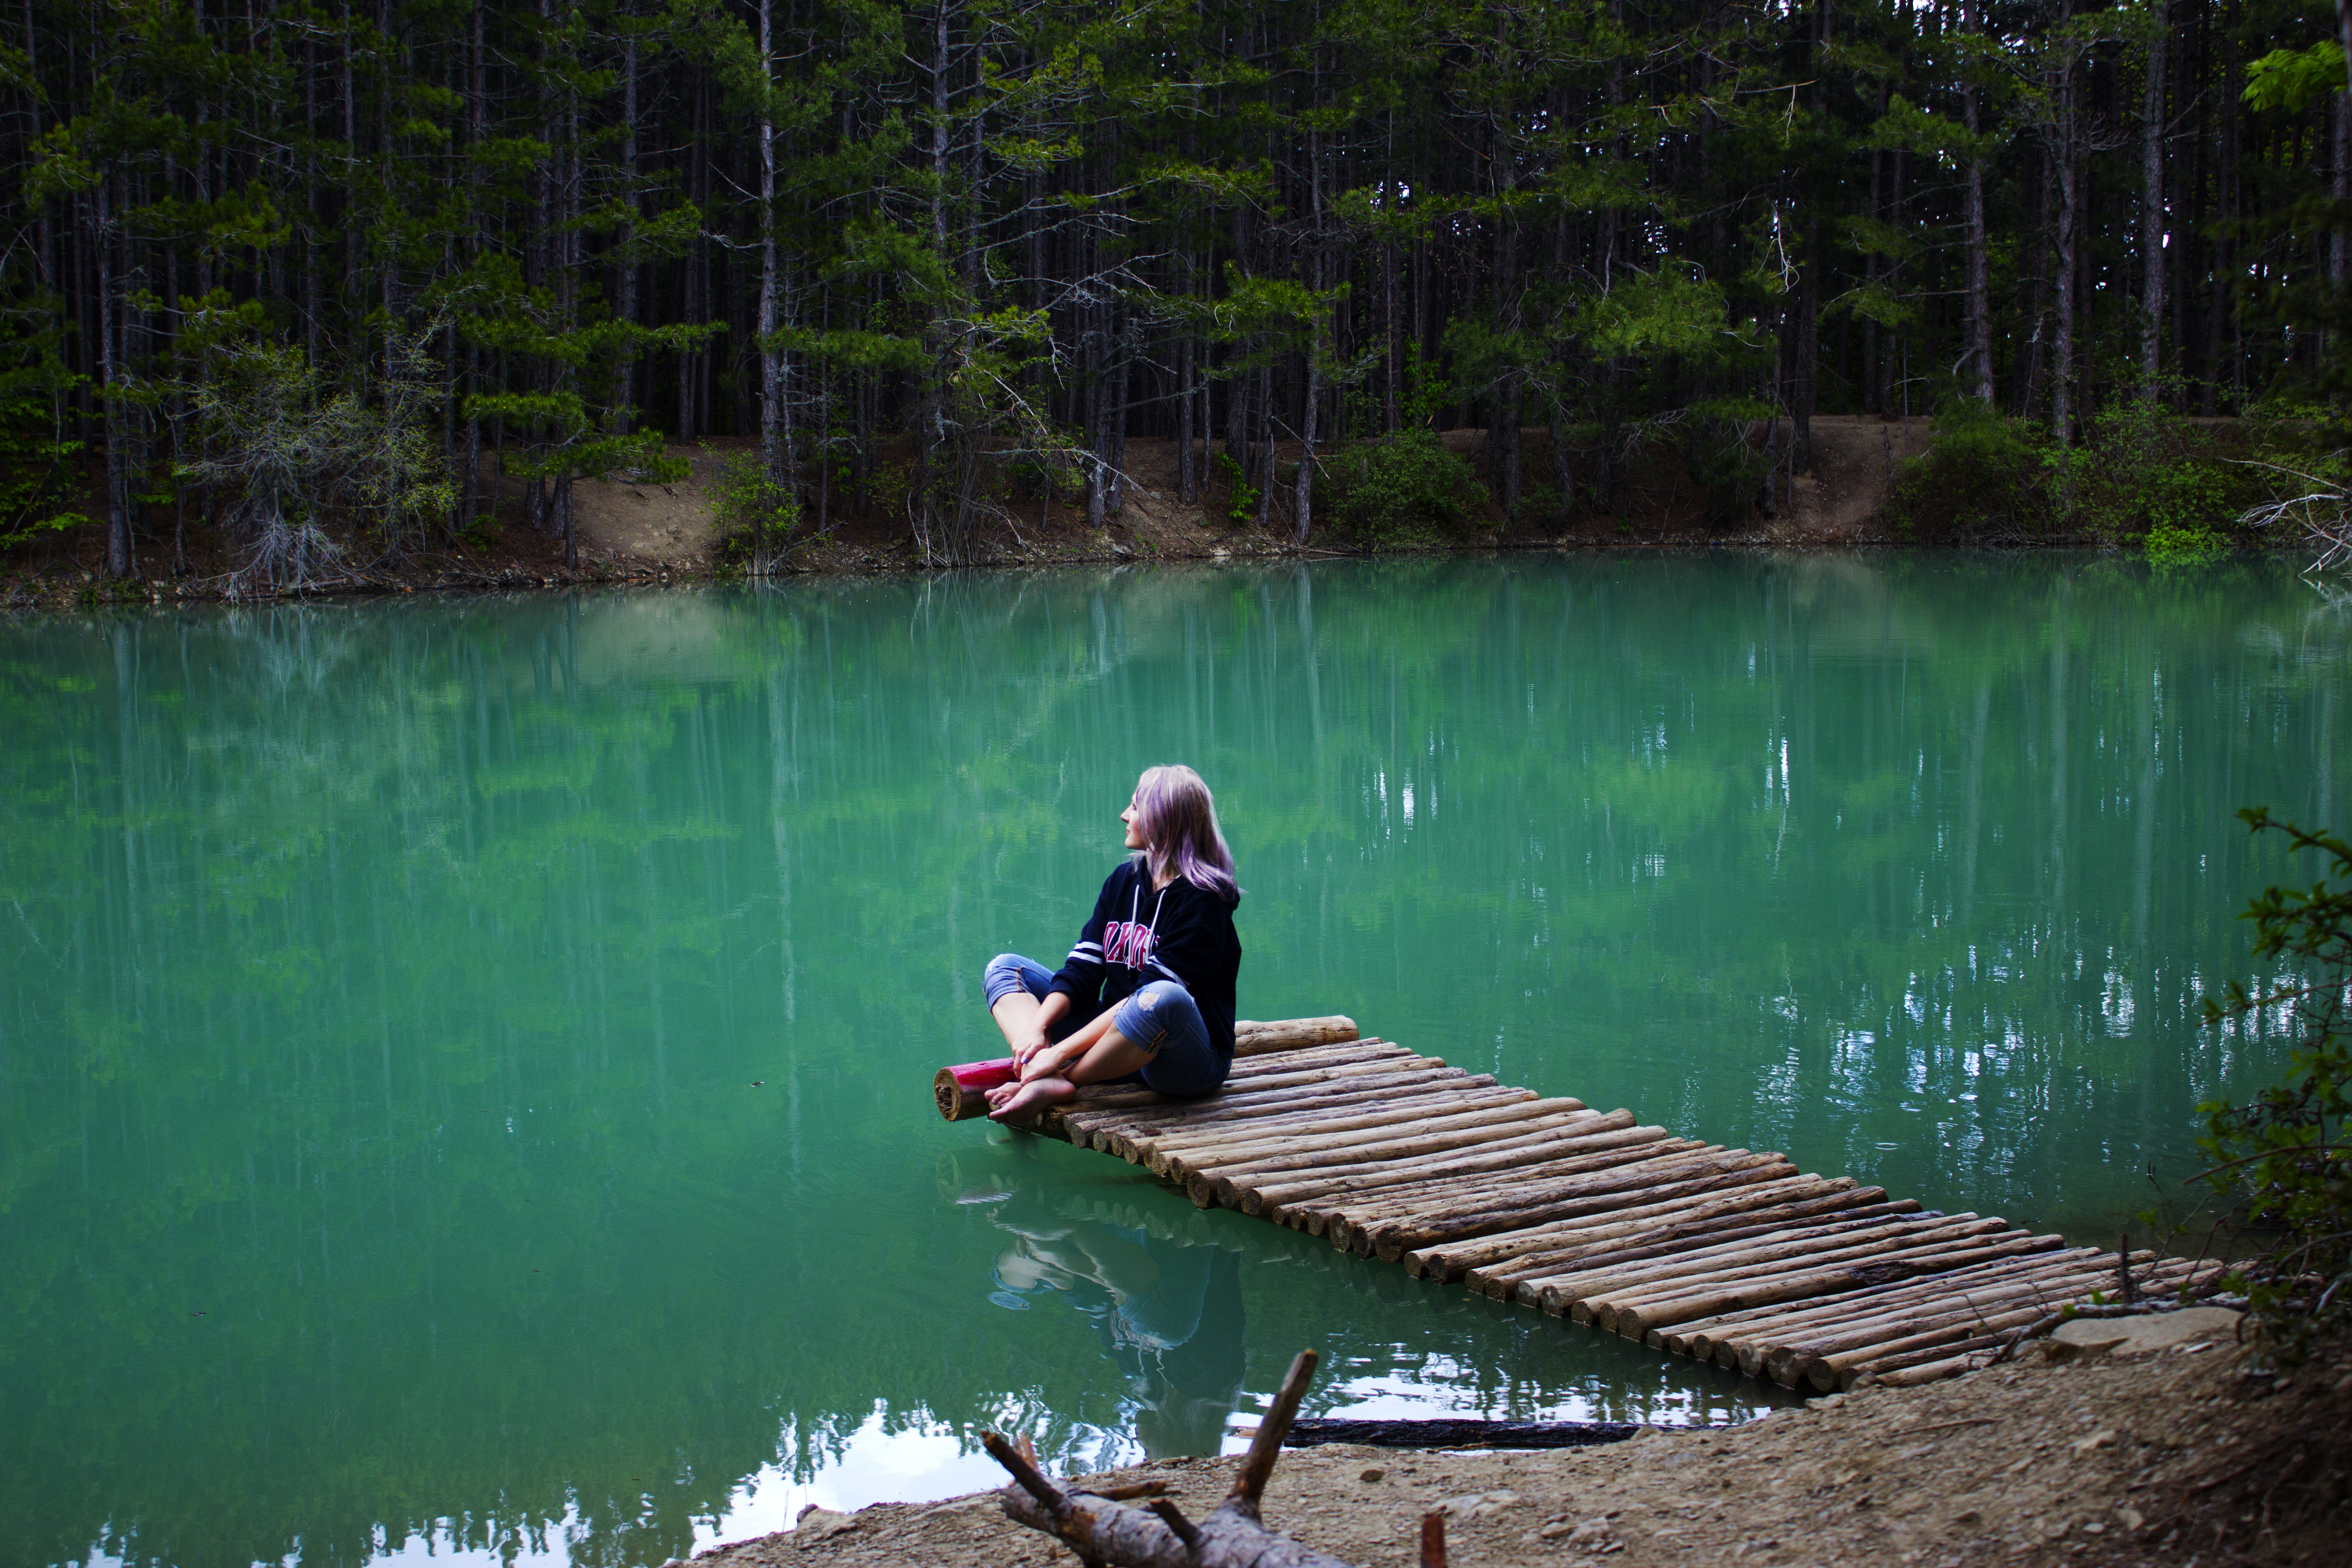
[2145,521,2230,568]
[708,450,802,564]
[1884,399,2056,539]
[1211,450,1259,526]
[2198,809,2352,1365]
[1678,399,1773,528]
[1323,429,1488,542]
[2070,400,2259,545]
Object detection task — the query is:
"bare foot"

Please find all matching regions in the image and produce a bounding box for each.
[988,1075,1075,1124]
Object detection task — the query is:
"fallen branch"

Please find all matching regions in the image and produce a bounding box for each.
[986,1348,1360,1568]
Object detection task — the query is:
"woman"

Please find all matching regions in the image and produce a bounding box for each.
[982,764,1242,1123]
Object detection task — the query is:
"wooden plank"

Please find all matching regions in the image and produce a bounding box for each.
[935,1014,2219,1396]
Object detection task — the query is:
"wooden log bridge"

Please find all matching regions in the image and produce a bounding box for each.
[940,1018,2225,1392]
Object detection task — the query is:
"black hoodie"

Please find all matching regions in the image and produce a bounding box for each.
[1048,858,1243,1061]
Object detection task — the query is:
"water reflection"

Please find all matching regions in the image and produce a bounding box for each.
[964,1169,1247,1460]
[4,555,2343,1568]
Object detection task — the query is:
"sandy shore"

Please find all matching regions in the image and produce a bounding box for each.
[692,1328,2347,1568]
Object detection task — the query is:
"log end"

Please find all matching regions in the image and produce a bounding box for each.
[935,1068,984,1122]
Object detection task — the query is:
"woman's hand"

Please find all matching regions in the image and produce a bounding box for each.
[1008,1022,1053,1070]
[1020,1039,1084,1081]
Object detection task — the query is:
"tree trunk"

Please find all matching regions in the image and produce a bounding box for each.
[1961,9,1993,405]
[2141,8,2167,395]
[2052,69,2080,447]
[616,30,640,435]
[94,183,134,580]
[756,0,782,554]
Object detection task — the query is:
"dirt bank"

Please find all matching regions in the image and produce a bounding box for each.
[693,1328,2348,1568]
[1,417,1947,608]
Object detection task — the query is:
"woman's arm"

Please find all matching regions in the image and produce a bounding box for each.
[1022,1000,1118,1080]
[1008,990,1073,1068]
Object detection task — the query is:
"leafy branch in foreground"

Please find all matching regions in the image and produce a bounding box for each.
[2197,808,2352,1363]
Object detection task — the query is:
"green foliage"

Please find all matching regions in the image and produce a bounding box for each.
[2144,522,2230,568]
[2198,810,2352,1365]
[1886,400,2057,539]
[2063,402,2263,544]
[708,451,803,564]
[0,297,88,549]
[2242,41,2347,113]
[1399,343,1454,432]
[1324,430,1488,542]
[1211,451,1259,525]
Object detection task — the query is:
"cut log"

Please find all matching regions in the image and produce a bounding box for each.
[1070,1068,1486,1142]
[1222,1041,1414,1077]
[1267,1127,1686,1224]
[1472,1196,1922,1299]
[1761,1251,2165,1374]
[1256,1119,1666,1218]
[1156,1097,1592,1176]
[1186,1110,1603,1206]
[1578,1220,2034,1330]
[1788,1303,2058,1389]
[1252,1117,1661,1210]
[1233,1016,1361,1054]
[1720,1264,2132,1376]
[1302,1140,1715,1240]
[935,1059,1019,1121]
[1523,1213,1990,1313]
[1070,1058,1460,1119]
[1609,1232,2068,1340]
[1362,1153,1797,1261]
[1768,1255,2188,1386]
[1181,1102,1596,1178]
[1100,1080,1523,1161]
[1668,1248,2120,1358]
[1674,1248,2118,1355]
[1403,1174,1862,1281]
[1283,1417,1666,1449]
[1127,1087,1541,1159]
[1863,1350,1987,1388]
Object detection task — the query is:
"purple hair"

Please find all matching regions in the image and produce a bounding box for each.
[1132,764,1240,902]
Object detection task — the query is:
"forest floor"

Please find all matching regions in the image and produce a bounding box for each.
[0,416,1945,607]
[691,1327,2350,1568]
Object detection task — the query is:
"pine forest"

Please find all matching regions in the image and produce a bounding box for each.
[5,0,2351,579]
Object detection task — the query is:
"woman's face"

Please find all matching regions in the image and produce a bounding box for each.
[1122,790,1147,850]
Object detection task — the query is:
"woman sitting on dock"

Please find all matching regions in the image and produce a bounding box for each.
[983,764,1243,1123]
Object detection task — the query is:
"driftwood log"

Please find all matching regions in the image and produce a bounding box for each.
[1282,1417,1695,1449]
[985,1349,1359,1568]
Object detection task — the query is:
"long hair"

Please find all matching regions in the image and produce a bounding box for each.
[1132,764,1240,902]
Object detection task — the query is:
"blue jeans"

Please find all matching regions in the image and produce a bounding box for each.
[983,952,1228,1098]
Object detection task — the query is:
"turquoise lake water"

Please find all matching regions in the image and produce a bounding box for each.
[2,553,2344,1567]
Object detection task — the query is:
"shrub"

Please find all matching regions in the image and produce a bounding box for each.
[2070,400,2258,544]
[2198,809,2352,1365]
[1884,399,2055,539]
[1324,429,1488,542]
[708,451,802,564]
[2145,521,2229,568]
[1211,450,1259,525]
[1678,399,1773,528]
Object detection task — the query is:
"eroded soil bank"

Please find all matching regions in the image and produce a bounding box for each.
[0,418,1937,608]
[695,1332,2349,1568]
